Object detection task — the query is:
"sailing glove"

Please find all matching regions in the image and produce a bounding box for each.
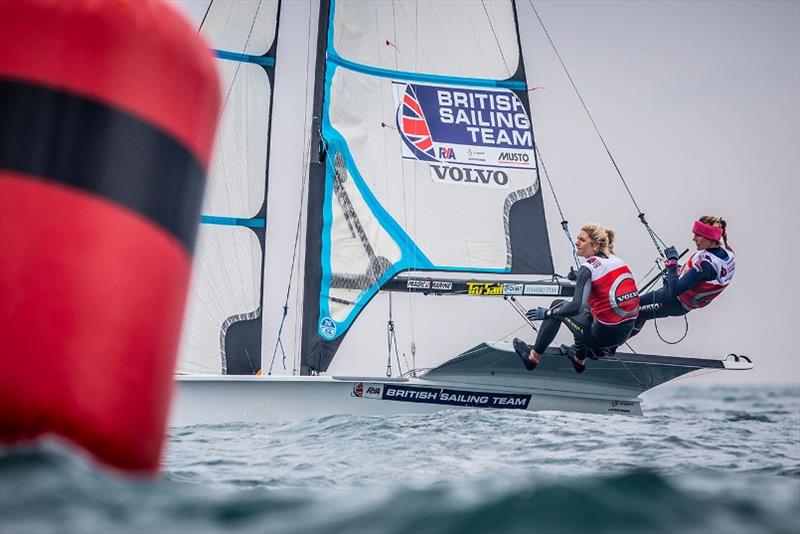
[664,245,679,267]
[527,307,550,321]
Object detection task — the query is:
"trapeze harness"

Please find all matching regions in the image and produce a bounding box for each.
[533,254,640,358]
[633,247,735,334]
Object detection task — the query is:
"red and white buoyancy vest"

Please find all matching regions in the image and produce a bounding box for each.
[585,254,640,325]
[677,250,736,309]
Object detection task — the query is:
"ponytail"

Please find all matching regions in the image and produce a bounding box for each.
[605,229,616,254]
[581,223,615,256]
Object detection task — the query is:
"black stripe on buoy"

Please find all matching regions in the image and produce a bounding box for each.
[0,78,206,253]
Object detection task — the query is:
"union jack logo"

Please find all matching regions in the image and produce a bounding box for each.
[396,84,437,162]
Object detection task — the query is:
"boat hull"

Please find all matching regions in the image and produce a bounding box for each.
[170,341,752,426]
[171,374,642,426]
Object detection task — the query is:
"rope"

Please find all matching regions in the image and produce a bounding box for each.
[615,342,655,388]
[481,0,512,77]
[654,314,689,345]
[527,0,668,259]
[506,297,538,333]
[451,321,534,362]
[197,0,213,31]
[217,0,265,116]
[387,2,419,362]
[386,293,404,377]
[637,258,664,287]
[267,306,288,375]
[536,146,579,268]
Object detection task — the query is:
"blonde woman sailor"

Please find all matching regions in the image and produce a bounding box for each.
[514,224,640,374]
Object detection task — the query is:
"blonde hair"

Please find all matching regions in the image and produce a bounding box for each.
[699,215,733,252]
[581,223,615,256]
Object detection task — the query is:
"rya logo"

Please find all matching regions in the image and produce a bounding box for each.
[438,147,456,160]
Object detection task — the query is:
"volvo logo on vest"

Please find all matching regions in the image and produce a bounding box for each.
[430,164,509,188]
[608,274,639,318]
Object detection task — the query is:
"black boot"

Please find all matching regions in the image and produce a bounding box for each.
[560,344,586,374]
[513,338,537,371]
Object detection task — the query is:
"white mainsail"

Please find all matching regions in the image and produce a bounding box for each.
[300,0,553,374]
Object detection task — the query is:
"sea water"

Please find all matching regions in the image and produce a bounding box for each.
[2,384,798,533]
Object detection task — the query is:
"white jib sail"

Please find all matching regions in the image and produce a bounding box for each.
[178,0,279,374]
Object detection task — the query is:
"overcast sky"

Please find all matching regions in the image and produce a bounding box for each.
[171,0,799,385]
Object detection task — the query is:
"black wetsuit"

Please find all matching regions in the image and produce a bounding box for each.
[532,260,636,359]
[630,247,728,336]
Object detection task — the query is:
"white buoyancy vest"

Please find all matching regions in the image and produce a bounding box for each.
[678,249,735,309]
[584,254,640,325]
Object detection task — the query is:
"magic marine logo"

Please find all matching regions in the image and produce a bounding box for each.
[394,82,535,188]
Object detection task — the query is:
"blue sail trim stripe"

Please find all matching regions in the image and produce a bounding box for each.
[328,53,525,90]
[213,49,275,67]
[201,215,265,228]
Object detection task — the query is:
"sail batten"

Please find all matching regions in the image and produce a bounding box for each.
[200,215,266,228]
[214,49,276,67]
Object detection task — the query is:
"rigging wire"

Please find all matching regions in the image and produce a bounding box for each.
[388,0,418,363]
[613,342,655,388]
[197,0,213,32]
[527,1,692,349]
[637,257,664,286]
[215,0,265,117]
[383,0,423,367]
[506,297,538,333]
[476,0,578,271]
[448,322,533,363]
[481,0,512,78]
[535,145,579,268]
[386,293,404,377]
[526,0,668,258]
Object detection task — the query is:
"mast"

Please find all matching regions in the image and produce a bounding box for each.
[300,0,334,374]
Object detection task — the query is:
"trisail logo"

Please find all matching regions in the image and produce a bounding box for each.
[393,82,535,188]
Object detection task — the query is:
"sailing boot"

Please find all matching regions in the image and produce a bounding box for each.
[513,338,537,371]
[560,344,586,374]
[593,347,616,360]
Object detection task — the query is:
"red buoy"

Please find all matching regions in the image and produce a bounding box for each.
[0,0,220,473]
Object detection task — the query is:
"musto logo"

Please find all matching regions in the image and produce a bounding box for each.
[394,82,535,188]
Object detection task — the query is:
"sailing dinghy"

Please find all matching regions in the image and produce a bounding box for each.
[172,0,752,426]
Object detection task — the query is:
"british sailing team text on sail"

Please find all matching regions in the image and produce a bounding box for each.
[437,89,532,145]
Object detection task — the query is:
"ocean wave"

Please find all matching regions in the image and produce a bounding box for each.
[2,444,799,534]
